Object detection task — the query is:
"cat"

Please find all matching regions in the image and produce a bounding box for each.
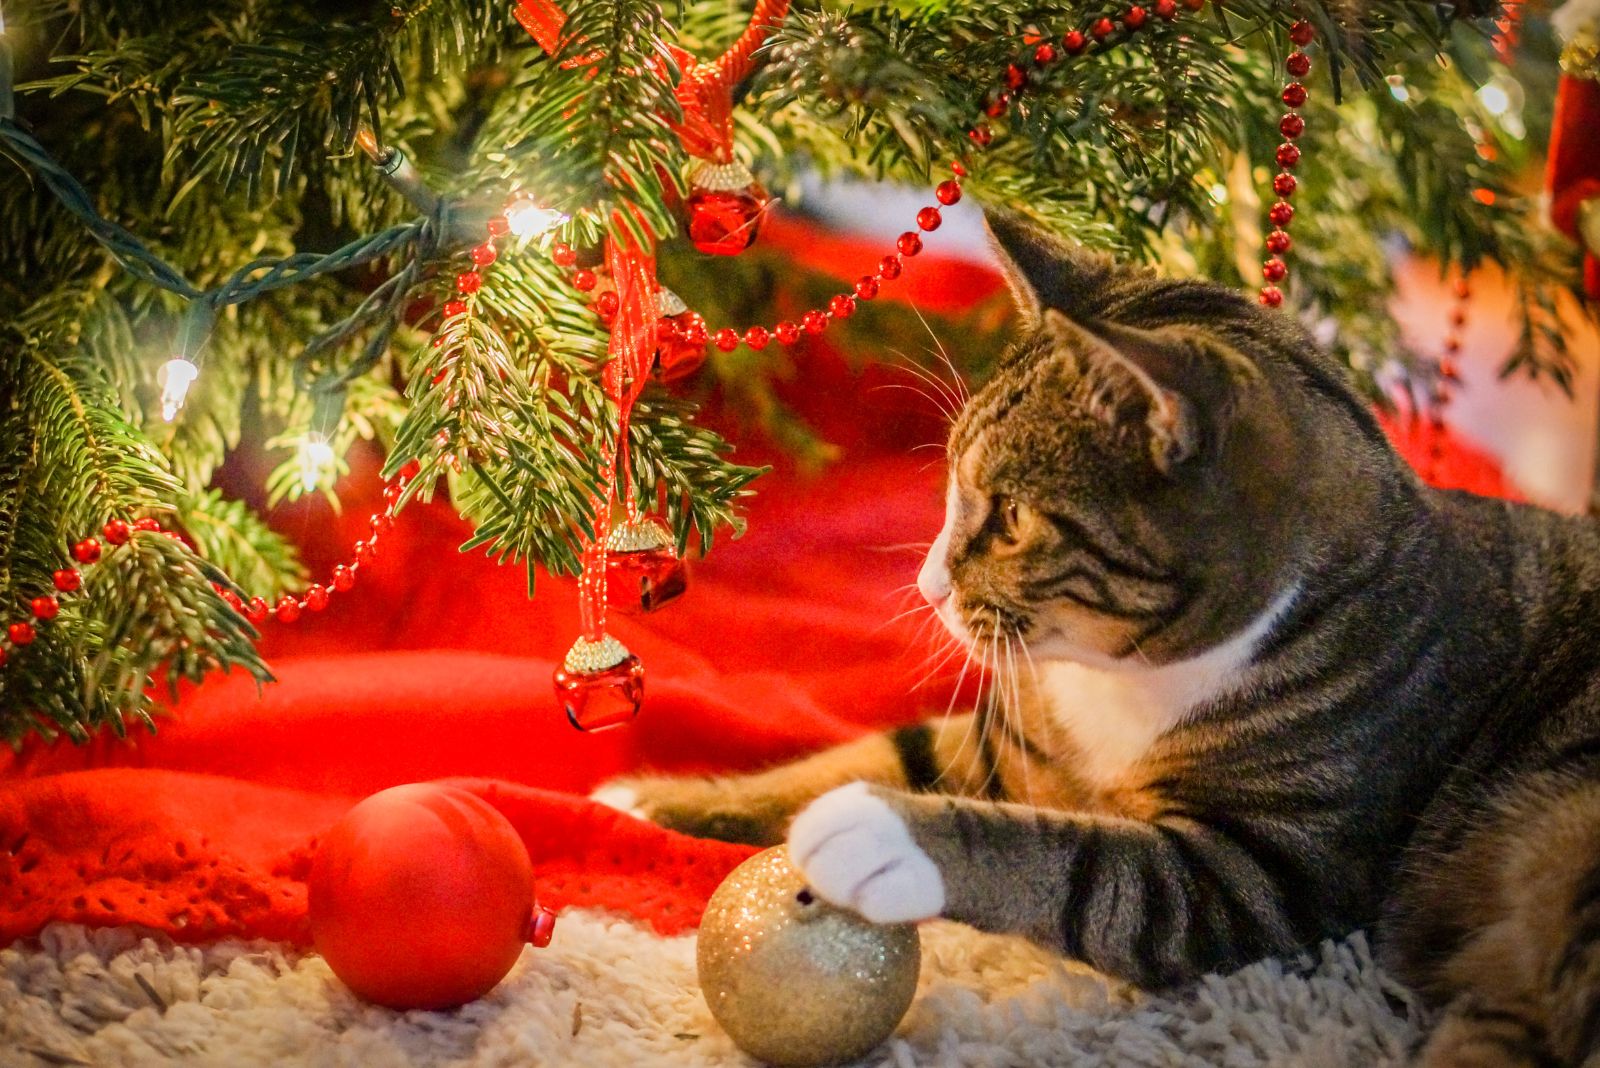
[600,210,1600,1067]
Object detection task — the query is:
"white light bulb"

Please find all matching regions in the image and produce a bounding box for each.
[1386,75,1410,103]
[157,358,199,422]
[1208,182,1229,204]
[1477,83,1511,116]
[298,435,337,492]
[505,198,566,238]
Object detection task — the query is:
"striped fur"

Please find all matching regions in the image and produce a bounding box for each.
[609,213,1600,1064]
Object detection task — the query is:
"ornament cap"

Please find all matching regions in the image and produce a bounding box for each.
[687,157,757,193]
[655,287,689,317]
[606,517,675,553]
[563,633,631,674]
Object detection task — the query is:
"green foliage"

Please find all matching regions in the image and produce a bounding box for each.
[0,0,1591,745]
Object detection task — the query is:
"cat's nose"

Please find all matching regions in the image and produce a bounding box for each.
[917,560,952,606]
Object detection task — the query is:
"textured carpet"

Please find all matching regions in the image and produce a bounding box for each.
[2,913,1425,1067]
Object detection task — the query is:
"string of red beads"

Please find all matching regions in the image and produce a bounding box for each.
[0,462,423,672]
[1259,18,1316,308]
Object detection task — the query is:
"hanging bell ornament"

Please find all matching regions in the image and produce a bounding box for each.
[553,634,644,732]
[606,517,688,613]
[654,287,710,382]
[685,159,769,256]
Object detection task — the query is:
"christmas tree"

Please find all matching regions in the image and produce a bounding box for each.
[0,0,1589,742]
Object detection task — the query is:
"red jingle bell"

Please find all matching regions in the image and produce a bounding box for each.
[308,783,556,1011]
[553,634,645,732]
[605,517,688,613]
[684,159,768,256]
[654,288,710,382]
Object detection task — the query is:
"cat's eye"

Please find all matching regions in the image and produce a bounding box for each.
[989,495,1024,545]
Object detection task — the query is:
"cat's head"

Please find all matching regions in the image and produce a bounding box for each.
[919,210,1398,667]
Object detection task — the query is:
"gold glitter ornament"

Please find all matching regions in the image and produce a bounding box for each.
[697,846,920,1066]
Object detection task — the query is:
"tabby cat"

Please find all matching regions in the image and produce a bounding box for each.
[602,211,1600,1067]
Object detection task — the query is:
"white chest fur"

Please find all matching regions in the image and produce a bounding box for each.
[1038,588,1295,789]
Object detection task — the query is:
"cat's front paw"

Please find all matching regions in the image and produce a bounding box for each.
[787,782,944,924]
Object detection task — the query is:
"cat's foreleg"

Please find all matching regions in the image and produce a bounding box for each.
[789,782,1322,987]
[595,715,997,847]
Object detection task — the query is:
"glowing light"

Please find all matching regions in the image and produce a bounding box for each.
[1477,83,1510,116]
[505,197,566,238]
[298,434,337,492]
[157,358,199,422]
[1208,182,1229,204]
[1386,76,1410,103]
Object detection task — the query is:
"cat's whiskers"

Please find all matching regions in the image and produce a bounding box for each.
[885,348,965,422]
[873,381,961,425]
[904,302,971,406]
[928,632,986,793]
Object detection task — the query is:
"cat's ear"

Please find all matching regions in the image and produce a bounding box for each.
[1043,309,1254,476]
[983,208,1124,326]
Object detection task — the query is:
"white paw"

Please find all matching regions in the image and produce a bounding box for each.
[590,783,647,820]
[787,782,944,924]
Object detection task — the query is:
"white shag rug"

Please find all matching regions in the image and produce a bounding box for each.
[1,913,1426,1068]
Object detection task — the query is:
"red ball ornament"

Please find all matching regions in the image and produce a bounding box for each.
[1279,114,1305,139]
[897,232,923,257]
[246,596,269,623]
[1286,51,1311,78]
[456,271,483,295]
[1281,83,1307,108]
[9,622,36,646]
[878,255,903,280]
[685,160,769,256]
[936,180,963,206]
[1124,6,1148,30]
[1266,228,1293,254]
[1268,200,1295,227]
[1005,64,1027,91]
[967,124,993,147]
[829,294,856,319]
[1259,285,1284,307]
[775,320,801,345]
[31,596,59,621]
[802,309,829,335]
[1262,258,1288,282]
[103,519,131,546]
[985,94,1009,119]
[744,325,771,350]
[442,299,468,318]
[551,242,578,268]
[275,596,302,623]
[571,269,597,293]
[53,569,82,592]
[1289,19,1315,45]
[1034,43,1057,65]
[855,275,880,300]
[309,783,551,1010]
[714,327,740,352]
[304,584,330,612]
[485,215,511,237]
[470,243,498,267]
[605,518,688,614]
[595,291,620,319]
[1091,17,1115,40]
[554,638,646,732]
[1273,172,1298,197]
[134,517,161,533]
[916,206,942,232]
[1063,29,1087,54]
[1155,0,1178,19]
[1276,143,1302,169]
[354,539,377,565]
[656,304,711,381]
[332,565,356,592]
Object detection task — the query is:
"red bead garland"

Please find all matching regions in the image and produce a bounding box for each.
[1258,20,1314,307]
[0,462,425,675]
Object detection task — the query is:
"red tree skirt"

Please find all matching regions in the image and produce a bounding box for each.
[0,225,1519,947]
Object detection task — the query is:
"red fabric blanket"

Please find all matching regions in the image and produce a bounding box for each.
[0,223,1516,950]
